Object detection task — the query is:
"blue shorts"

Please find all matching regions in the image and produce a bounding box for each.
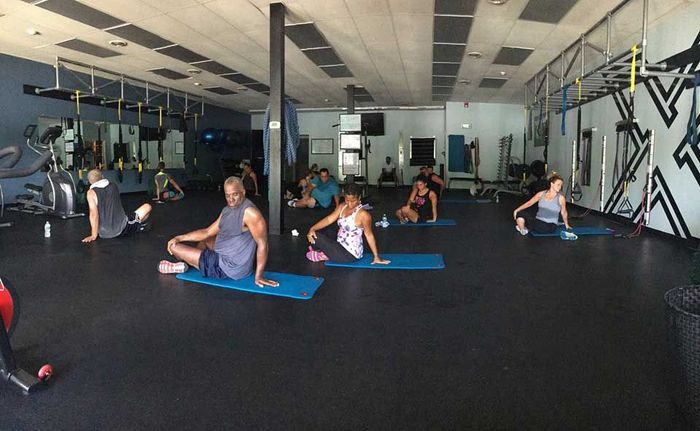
[198,249,228,279]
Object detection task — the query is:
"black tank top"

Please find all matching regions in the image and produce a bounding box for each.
[92,181,128,238]
[242,174,255,192]
[411,189,433,221]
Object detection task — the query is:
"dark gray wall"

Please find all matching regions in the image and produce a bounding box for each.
[0,53,250,200]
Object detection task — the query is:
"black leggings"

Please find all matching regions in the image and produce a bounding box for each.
[516,211,558,234]
[313,229,356,263]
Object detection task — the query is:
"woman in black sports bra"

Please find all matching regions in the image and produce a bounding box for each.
[395,177,438,223]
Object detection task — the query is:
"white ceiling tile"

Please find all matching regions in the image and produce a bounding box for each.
[469,17,515,46]
[296,0,351,21]
[148,0,200,14]
[204,0,269,34]
[386,0,433,15]
[78,0,163,24]
[503,20,555,49]
[345,0,391,17]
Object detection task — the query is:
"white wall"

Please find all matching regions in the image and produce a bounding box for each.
[524,0,700,239]
[252,103,524,187]
[445,102,525,185]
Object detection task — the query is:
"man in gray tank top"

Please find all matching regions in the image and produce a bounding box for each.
[160,176,278,288]
[82,169,152,243]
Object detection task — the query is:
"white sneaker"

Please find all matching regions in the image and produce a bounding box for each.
[287,200,296,207]
[516,225,528,236]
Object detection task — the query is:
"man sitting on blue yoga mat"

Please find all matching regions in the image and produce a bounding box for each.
[158,176,279,288]
[512,173,571,235]
[305,183,390,265]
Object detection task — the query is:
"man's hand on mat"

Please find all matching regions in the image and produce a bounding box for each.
[306,230,317,244]
[426,218,437,223]
[371,256,391,265]
[82,234,97,243]
[255,277,279,288]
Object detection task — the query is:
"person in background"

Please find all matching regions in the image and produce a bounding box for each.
[241,162,261,196]
[288,168,340,209]
[377,156,398,188]
[396,176,438,224]
[512,173,570,235]
[153,161,185,202]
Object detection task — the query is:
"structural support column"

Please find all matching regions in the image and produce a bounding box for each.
[268,2,285,235]
[346,85,355,114]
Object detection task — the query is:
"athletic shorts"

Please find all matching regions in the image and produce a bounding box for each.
[118,213,143,237]
[198,249,228,279]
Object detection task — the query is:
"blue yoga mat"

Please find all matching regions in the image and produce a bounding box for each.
[388,219,457,226]
[175,270,324,300]
[530,226,614,237]
[440,198,491,204]
[325,253,445,270]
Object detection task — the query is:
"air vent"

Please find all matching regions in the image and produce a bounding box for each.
[155,45,208,63]
[435,0,477,15]
[244,83,271,93]
[203,86,236,95]
[192,60,237,75]
[56,39,121,58]
[107,24,172,49]
[148,68,190,80]
[433,44,465,62]
[302,47,343,66]
[319,65,353,78]
[433,16,472,44]
[479,77,508,88]
[493,46,534,65]
[37,0,125,30]
[220,73,257,85]
[519,0,579,24]
[285,23,328,49]
[432,63,460,76]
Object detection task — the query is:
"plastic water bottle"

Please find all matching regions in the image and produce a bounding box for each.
[382,213,388,224]
[44,221,51,238]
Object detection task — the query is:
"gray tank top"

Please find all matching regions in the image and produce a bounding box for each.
[214,199,257,280]
[536,192,562,224]
[154,172,170,191]
[92,181,128,238]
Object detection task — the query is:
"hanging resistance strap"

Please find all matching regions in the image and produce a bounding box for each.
[561,84,569,135]
[688,73,700,146]
[158,107,164,162]
[193,114,199,175]
[117,99,124,183]
[137,102,143,184]
[618,45,637,216]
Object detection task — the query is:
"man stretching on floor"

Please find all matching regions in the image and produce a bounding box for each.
[82,169,152,243]
[288,168,340,209]
[159,176,279,288]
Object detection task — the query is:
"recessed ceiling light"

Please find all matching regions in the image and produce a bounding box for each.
[109,40,127,47]
[236,86,248,91]
[488,0,509,4]
[458,79,471,85]
[26,28,41,36]
[499,71,507,76]
[467,51,483,59]
[324,98,330,102]
[187,68,201,75]
[193,82,202,86]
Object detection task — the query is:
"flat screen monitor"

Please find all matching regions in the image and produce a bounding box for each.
[340,133,362,150]
[362,113,384,136]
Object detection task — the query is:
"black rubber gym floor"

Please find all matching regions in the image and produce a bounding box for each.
[0,188,694,430]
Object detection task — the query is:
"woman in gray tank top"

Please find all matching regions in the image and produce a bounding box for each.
[512,173,571,235]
